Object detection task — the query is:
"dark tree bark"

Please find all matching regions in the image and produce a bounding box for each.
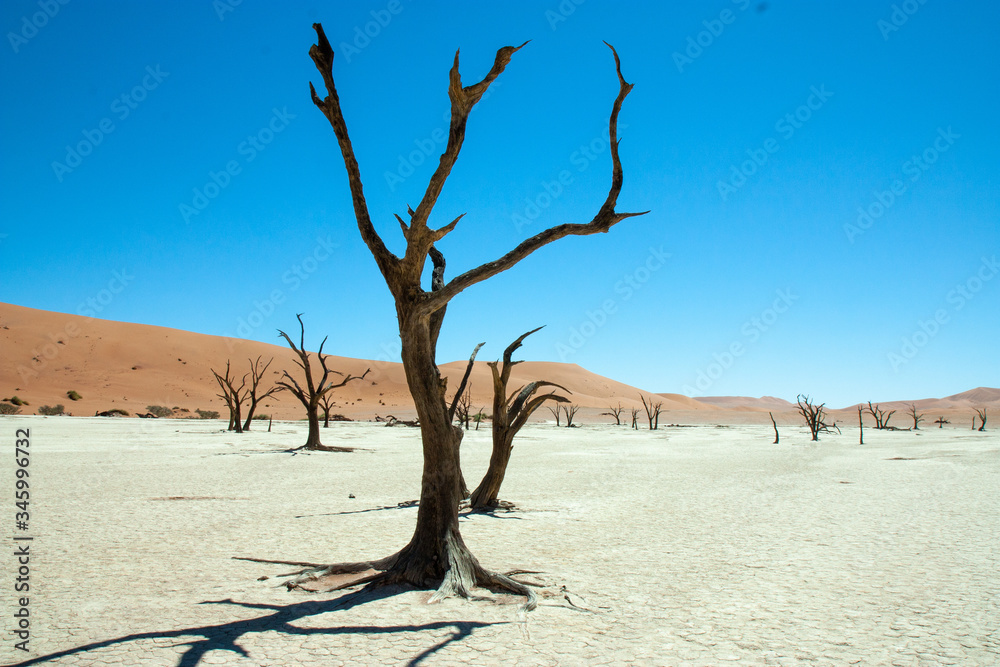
[276,313,369,451]
[211,360,248,433]
[904,403,924,431]
[286,23,644,607]
[602,402,625,425]
[796,394,839,441]
[562,404,580,427]
[631,407,639,430]
[640,394,663,430]
[867,401,896,430]
[470,328,569,510]
[976,408,987,431]
[243,356,281,431]
[934,416,949,428]
[858,406,864,445]
[769,411,779,444]
[547,404,562,426]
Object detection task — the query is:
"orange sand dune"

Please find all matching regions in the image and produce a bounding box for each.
[0,303,671,420]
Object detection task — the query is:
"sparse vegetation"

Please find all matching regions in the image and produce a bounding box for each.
[9,396,28,406]
[196,409,220,420]
[38,404,66,416]
[253,413,271,421]
[96,408,129,417]
[146,405,173,418]
[67,390,82,401]
[0,403,21,415]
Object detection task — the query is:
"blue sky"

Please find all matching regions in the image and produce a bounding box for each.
[1,0,997,408]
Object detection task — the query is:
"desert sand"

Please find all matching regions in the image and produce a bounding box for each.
[1,416,997,666]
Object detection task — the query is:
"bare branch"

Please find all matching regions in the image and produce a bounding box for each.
[449,342,485,422]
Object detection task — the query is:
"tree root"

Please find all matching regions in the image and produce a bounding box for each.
[289,443,357,453]
[238,551,538,611]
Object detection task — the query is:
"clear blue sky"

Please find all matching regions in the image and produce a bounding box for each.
[2,1,997,408]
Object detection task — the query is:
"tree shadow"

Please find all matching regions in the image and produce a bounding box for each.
[15,585,501,667]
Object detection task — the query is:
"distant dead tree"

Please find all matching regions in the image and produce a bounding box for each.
[277,314,369,451]
[630,407,639,430]
[640,395,664,430]
[563,404,580,427]
[797,394,839,441]
[602,402,625,425]
[975,408,987,431]
[858,406,864,445]
[769,411,779,444]
[906,403,924,431]
[867,401,896,430]
[547,404,562,426]
[318,391,338,428]
[211,360,248,433]
[453,387,473,430]
[469,328,569,510]
[242,356,282,431]
[282,23,644,607]
[934,416,949,429]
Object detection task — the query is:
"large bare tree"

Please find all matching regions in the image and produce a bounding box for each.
[469,328,569,510]
[211,360,248,433]
[276,314,370,451]
[279,24,645,607]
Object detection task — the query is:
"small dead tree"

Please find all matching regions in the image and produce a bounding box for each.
[905,403,924,431]
[211,360,248,433]
[797,394,838,441]
[867,401,896,430]
[318,391,337,428]
[453,388,473,430]
[469,328,570,510]
[630,407,639,430]
[277,314,369,451]
[639,394,663,430]
[547,404,562,426]
[769,411,779,444]
[243,356,282,431]
[602,402,625,425]
[975,408,987,431]
[934,416,949,429]
[563,404,580,427]
[858,406,864,445]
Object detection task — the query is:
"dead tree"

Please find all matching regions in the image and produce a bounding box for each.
[563,404,580,427]
[602,402,625,425]
[640,394,663,430]
[453,387,473,430]
[797,394,838,441]
[277,314,369,451]
[858,406,864,445]
[318,391,337,428]
[769,411,779,444]
[906,403,924,431]
[547,404,562,426]
[243,356,282,431]
[631,407,639,430]
[469,328,569,510]
[283,24,644,607]
[211,360,248,433]
[867,401,896,430]
[976,408,987,431]
[934,416,949,429]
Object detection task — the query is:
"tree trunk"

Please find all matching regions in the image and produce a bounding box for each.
[390,311,478,586]
[304,407,322,449]
[469,442,511,509]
